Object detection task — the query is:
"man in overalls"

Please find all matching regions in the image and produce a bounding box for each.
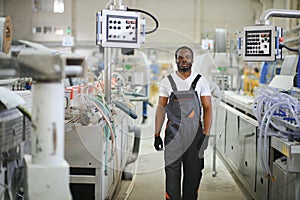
[154,46,212,200]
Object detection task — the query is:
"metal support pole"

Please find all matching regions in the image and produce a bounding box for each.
[296,173,300,200]
[212,105,218,177]
[104,47,112,105]
[31,83,65,164]
[212,134,217,177]
[24,82,72,200]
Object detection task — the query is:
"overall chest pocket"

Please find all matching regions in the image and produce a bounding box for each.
[169,90,200,120]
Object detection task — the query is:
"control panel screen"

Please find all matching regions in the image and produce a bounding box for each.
[106,15,138,44]
[245,30,272,57]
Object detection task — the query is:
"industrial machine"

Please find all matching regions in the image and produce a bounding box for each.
[216,9,300,200]
[0,1,157,199]
[63,1,158,199]
[0,87,31,200]
[0,50,74,200]
[63,50,152,199]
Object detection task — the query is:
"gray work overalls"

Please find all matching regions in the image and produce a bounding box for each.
[164,74,208,200]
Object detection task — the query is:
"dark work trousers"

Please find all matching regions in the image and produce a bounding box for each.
[164,126,206,200]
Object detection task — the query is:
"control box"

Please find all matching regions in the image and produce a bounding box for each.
[96,9,145,48]
[239,25,282,62]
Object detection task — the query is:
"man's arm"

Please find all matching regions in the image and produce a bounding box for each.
[200,96,212,135]
[154,96,168,137]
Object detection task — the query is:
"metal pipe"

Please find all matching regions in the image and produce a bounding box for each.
[112,0,126,10]
[126,125,141,166]
[31,83,65,165]
[259,9,300,22]
[104,47,112,105]
[114,0,123,6]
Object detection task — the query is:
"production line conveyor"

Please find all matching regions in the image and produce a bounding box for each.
[216,91,300,200]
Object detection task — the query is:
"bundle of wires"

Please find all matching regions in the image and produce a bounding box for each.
[77,93,116,175]
[253,87,300,179]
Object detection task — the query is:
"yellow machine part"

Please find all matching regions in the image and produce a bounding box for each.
[244,70,260,96]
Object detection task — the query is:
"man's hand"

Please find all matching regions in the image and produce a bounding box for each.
[154,136,163,151]
[203,129,210,136]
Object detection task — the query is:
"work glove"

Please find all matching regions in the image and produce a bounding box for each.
[154,136,163,151]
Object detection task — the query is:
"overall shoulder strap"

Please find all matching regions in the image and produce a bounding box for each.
[167,75,178,91]
[190,74,201,90]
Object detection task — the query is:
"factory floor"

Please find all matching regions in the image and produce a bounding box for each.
[115,107,253,200]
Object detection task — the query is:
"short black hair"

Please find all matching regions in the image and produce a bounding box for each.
[175,46,193,59]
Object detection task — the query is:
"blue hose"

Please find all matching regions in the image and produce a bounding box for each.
[112,100,138,119]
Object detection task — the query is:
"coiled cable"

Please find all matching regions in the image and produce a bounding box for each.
[254,87,300,179]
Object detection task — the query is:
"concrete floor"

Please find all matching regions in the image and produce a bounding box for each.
[115,107,252,200]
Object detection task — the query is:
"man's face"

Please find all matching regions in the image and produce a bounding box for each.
[176,49,193,72]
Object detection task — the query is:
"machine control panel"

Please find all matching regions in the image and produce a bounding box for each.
[240,25,282,62]
[106,15,137,43]
[96,9,145,48]
[245,30,272,57]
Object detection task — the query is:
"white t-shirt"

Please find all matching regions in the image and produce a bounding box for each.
[159,70,211,99]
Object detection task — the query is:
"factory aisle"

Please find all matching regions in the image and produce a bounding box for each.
[115,106,252,200]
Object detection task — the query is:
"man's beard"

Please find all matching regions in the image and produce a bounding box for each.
[177,63,192,72]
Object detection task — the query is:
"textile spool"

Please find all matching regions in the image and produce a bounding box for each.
[0,16,12,54]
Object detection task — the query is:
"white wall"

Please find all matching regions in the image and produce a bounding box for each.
[2,0,299,57]
[0,0,4,16]
[3,0,260,44]
[73,0,107,42]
